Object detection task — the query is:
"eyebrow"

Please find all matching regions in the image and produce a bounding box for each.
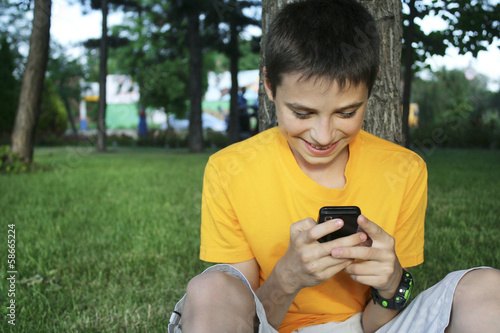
[284,101,364,113]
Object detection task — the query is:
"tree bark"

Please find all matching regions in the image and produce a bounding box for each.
[360,0,403,145]
[188,9,204,153]
[10,0,52,164]
[97,0,108,152]
[402,0,416,148]
[259,0,403,145]
[258,0,291,131]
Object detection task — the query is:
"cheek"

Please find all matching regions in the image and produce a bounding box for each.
[343,120,363,135]
[279,116,308,135]
[277,109,303,133]
[342,112,365,135]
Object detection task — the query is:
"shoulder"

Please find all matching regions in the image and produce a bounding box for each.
[358,130,425,168]
[208,127,281,167]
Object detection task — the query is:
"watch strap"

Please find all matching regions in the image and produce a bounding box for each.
[371,269,413,310]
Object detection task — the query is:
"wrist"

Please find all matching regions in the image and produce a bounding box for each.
[378,267,403,299]
[273,259,302,296]
[371,269,413,310]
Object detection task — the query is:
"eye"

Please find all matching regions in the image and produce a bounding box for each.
[292,109,313,119]
[339,110,357,119]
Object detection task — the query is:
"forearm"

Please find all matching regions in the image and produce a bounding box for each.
[362,298,401,333]
[255,261,301,329]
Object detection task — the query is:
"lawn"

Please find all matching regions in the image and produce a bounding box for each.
[0,146,499,332]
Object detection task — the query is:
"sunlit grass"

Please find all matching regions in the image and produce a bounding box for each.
[0,146,498,331]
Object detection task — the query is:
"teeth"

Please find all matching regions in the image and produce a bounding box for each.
[311,143,333,150]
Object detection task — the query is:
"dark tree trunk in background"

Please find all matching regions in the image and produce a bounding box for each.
[259,0,403,145]
[228,7,240,144]
[64,99,78,136]
[10,0,52,164]
[188,9,204,153]
[97,0,108,152]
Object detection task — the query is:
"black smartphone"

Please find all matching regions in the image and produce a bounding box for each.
[317,206,361,243]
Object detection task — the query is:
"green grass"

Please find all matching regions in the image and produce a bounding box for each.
[0,147,499,331]
[411,149,500,293]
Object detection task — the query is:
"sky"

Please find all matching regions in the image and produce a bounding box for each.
[49,1,500,91]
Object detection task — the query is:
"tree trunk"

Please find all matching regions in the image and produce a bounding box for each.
[10,0,52,164]
[360,0,403,145]
[64,99,78,136]
[402,0,416,148]
[258,0,290,131]
[259,0,403,145]
[97,0,108,152]
[188,9,204,153]
[228,6,240,144]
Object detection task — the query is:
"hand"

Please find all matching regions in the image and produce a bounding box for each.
[331,215,403,298]
[275,217,367,295]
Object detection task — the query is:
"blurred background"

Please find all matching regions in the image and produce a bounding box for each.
[1,0,499,155]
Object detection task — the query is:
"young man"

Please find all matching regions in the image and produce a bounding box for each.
[169,1,500,332]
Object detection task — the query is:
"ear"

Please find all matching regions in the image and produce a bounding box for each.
[263,67,275,102]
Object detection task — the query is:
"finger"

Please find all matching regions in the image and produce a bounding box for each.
[303,255,353,277]
[357,215,387,241]
[308,218,344,243]
[322,258,355,280]
[331,244,392,262]
[291,218,317,232]
[343,259,381,276]
[343,261,402,291]
[315,232,367,259]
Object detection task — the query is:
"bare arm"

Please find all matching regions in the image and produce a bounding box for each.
[233,258,301,329]
[337,215,410,333]
[360,267,409,333]
[233,218,366,329]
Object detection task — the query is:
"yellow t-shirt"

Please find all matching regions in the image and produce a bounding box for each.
[200,127,427,333]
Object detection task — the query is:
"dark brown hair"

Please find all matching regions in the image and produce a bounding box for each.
[264,0,380,97]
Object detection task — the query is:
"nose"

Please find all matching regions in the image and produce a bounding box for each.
[311,116,335,146]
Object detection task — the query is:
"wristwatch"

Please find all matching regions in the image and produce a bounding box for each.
[371,269,413,310]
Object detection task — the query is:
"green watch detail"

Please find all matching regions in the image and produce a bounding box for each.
[371,269,414,310]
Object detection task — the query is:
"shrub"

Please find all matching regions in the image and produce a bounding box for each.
[36,78,68,139]
[204,129,228,149]
[0,145,30,174]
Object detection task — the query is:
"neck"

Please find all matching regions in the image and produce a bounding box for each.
[292,146,349,189]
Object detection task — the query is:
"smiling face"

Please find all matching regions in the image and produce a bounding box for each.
[265,72,369,173]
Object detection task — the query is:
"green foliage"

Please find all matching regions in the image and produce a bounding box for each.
[137,58,189,116]
[403,0,500,69]
[0,37,20,133]
[0,145,31,174]
[238,38,261,70]
[36,78,68,137]
[204,129,229,149]
[0,1,31,77]
[411,69,500,148]
[101,0,261,117]
[46,43,84,131]
[106,2,191,116]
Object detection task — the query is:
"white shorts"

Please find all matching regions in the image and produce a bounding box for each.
[169,264,488,333]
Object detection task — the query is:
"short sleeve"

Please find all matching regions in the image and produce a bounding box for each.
[199,158,255,263]
[394,155,428,268]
